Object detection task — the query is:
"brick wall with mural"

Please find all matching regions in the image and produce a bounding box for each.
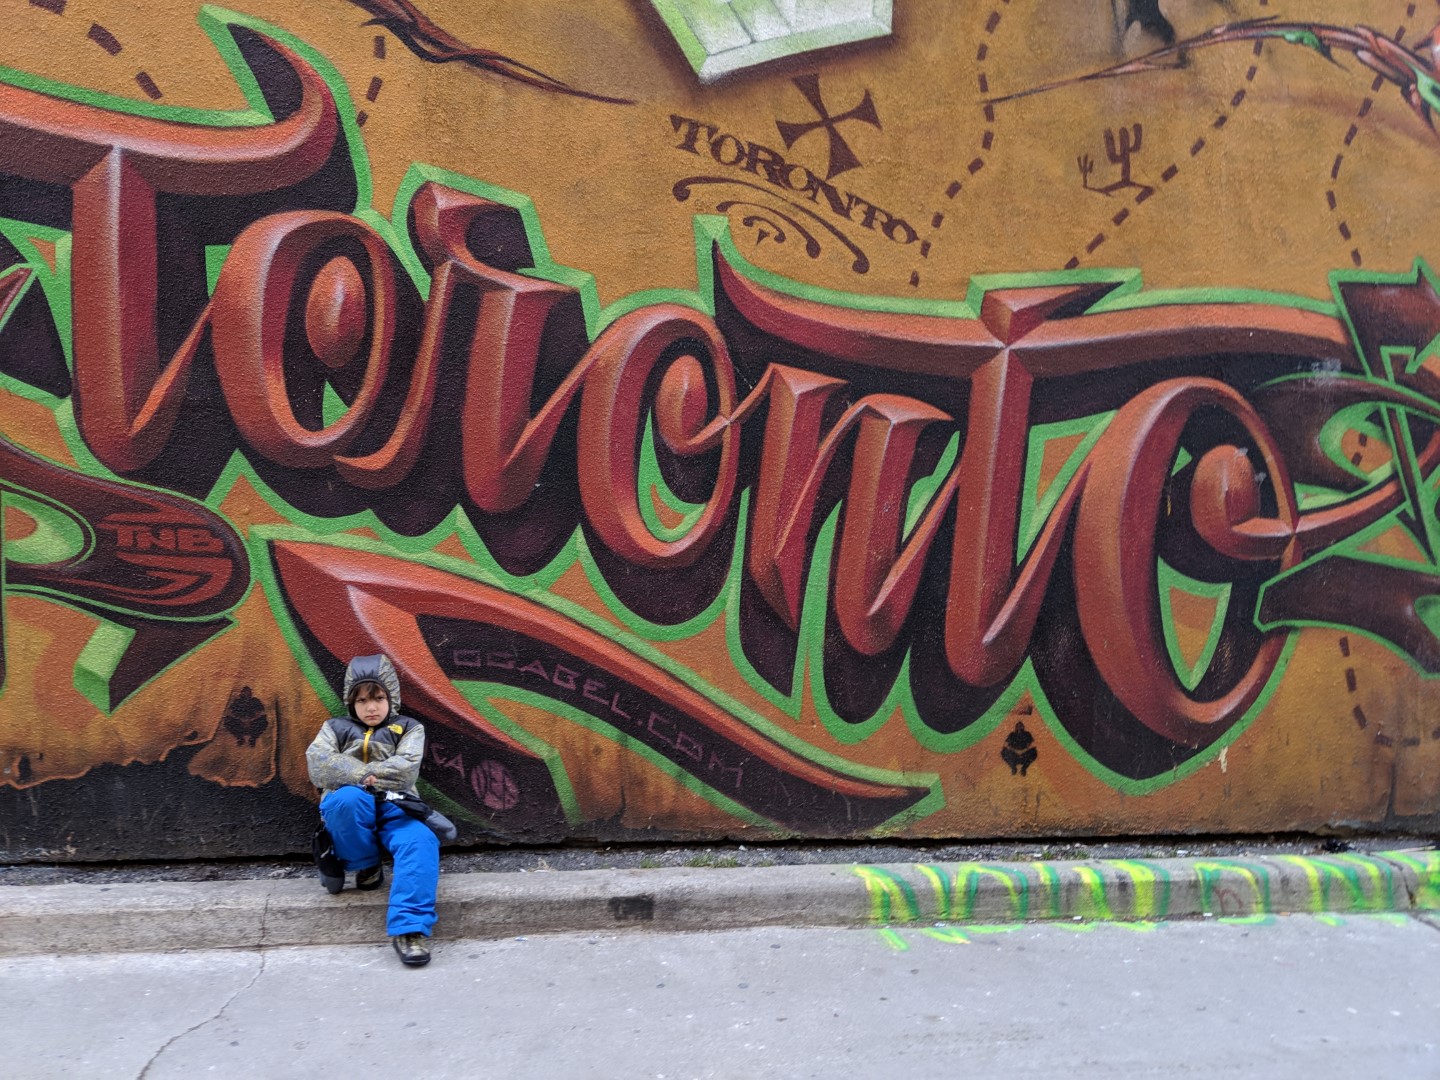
[2,0,1437,859]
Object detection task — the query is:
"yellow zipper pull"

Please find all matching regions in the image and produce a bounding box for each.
[362,728,372,764]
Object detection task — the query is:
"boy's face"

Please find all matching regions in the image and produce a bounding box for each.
[352,683,389,727]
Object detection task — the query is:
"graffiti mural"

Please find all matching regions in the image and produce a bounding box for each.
[1,0,1437,858]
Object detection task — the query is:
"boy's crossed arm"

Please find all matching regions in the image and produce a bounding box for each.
[356,727,425,791]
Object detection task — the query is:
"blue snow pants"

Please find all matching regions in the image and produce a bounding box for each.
[320,785,440,937]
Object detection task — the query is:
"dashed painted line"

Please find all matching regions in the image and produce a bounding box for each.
[1063,38,1267,270]
[87,23,122,55]
[29,4,163,99]
[356,33,389,127]
[910,219,938,286]
[1339,633,1418,748]
[1323,10,1426,270]
[944,8,1001,202]
[922,4,1009,285]
[909,213,939,286]
[134,71,161,99]
[1339,636,1372,733]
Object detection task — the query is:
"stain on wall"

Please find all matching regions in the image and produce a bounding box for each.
[1,0,1437,858]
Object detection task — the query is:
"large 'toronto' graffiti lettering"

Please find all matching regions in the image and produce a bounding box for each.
[3,9,1438,839]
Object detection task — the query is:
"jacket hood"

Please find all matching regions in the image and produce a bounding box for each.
[342,654,401,719]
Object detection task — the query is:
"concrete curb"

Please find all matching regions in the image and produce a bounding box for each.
[1,850,1435,956]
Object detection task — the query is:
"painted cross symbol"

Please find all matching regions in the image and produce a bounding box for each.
[775,73,881,181]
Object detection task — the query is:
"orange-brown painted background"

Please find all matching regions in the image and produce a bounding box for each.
[1,0,1437,858]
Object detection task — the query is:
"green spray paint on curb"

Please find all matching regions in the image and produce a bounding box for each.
[852,851,1440,929]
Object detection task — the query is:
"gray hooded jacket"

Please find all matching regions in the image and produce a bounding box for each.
[305,655,424,797]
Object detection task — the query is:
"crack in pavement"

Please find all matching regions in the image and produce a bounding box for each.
[135,947,268,1079]
[1375,853,1423,911]
[1396,865,1417,909]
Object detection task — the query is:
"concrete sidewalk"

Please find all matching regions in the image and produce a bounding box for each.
[2,848,1436,956]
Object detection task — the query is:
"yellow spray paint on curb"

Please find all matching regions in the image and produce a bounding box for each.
[853,852,1433,930]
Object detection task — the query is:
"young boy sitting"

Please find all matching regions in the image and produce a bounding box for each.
[306,654,440,966]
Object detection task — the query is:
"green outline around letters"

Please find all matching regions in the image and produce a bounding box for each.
[1156,560,1233,693]
[248,524,943,833]
[5,5,1431,807]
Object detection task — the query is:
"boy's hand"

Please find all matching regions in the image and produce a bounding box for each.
[362,774,378,788]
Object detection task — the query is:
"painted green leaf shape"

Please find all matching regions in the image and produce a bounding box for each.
[1158,559,1233,692]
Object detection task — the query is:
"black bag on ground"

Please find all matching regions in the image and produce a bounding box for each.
[312,822,346,894]
[384,791,458,842]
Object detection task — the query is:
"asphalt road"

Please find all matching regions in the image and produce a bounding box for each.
[10,914,1440,1079]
